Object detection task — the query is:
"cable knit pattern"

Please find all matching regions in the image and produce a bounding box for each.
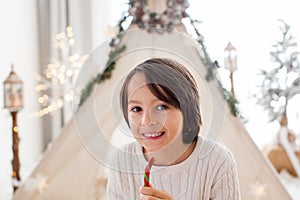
[107,136,241,200]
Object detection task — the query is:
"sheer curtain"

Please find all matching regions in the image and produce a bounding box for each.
[38,0,71,144]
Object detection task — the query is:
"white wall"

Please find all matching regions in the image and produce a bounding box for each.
[0,0,43,198]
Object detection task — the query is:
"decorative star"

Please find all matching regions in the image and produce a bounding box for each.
[23,174,48,194]
[248,179,267,199]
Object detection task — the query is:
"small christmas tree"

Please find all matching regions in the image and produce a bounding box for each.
[256,19,300,128]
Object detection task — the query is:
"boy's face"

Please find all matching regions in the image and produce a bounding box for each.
[126,73,184,153]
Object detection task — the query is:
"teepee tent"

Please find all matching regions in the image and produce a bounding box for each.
[14,1,291,199]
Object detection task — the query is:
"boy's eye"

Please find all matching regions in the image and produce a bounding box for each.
[157,105,168,111]
[131,106,142,112]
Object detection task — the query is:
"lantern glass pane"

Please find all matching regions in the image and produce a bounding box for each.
[4,82,23,111]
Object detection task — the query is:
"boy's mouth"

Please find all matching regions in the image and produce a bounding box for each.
[142,131,165,139]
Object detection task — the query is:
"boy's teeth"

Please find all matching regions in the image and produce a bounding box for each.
[144,132,162,137]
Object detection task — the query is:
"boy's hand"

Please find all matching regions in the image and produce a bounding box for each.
[140,185,173,200]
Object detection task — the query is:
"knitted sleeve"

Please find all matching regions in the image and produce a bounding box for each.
[106,166,123,200]
[106,146,127,200]
[209,149,241,200]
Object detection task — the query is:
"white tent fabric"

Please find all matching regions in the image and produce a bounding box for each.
[14,27,292,200]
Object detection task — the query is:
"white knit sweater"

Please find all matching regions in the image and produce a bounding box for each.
[107,136,241,200]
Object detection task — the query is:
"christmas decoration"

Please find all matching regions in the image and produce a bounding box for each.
[129,0,189,32]
[78,18,127,106]
[23,174,48,194]
[248,179,267,199]
[3,65,23,192]
[144,157,154,187]
[255,19,300,127]
[188,17,241,117]
[34,26,88,122]
[224,42,237,97]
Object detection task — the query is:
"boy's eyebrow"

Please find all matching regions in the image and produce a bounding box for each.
[128,100,141,104]
[128,99,161,104]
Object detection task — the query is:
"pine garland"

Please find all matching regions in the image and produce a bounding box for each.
[189,16,240,117]
[78,17,128,106]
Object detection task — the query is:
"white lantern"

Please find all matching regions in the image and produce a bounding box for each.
[3,65,23,111]
[224,42,237,73]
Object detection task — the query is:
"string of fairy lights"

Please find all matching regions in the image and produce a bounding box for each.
[34,26,88,118]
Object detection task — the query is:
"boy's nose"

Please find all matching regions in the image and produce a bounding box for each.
[141,111,152,126]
